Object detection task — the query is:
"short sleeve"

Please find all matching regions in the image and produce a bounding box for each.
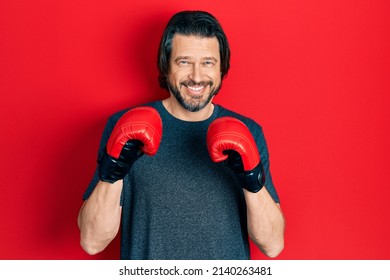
[82,117,116,200]
[249,122,280,204]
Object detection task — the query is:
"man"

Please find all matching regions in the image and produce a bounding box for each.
[78,10,285,260]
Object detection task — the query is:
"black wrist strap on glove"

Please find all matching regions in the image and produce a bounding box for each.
[235,163,265,193]
[224,150,265,193]
[98,140,143,184]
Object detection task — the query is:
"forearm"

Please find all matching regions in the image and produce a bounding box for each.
[244,187,285,258]
[78,180,123,255]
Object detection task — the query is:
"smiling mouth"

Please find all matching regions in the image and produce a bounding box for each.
[186,85,205,93]
[182,81,212,94]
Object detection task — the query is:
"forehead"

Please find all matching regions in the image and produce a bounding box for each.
[171,34,220,59]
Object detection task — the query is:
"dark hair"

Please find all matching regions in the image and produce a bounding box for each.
[157,11,231,91]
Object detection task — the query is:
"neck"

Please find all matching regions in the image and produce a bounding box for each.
[162,96,215,122]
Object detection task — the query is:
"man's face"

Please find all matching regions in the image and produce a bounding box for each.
[167,35,222,112]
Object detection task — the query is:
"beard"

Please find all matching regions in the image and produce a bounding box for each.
[167,79,222,112]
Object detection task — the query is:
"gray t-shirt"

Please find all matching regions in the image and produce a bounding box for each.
[83,100,279,259]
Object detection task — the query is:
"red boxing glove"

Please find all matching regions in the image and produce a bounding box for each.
[207,117,265,192]
[98,106,163,183]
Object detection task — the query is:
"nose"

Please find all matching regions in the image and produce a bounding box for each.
[188,63,202,83]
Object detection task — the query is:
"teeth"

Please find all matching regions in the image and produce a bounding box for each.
[187,85,205,92]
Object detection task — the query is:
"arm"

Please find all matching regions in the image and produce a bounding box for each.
[78,106,163,255]
[78,180,123,255]
[244,188,285,258]
[207,116,285,258]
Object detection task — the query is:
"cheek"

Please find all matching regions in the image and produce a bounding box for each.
[167,73,178,86]
[205,68,222,82]
[169,69,188,83]
[212,73,222,85]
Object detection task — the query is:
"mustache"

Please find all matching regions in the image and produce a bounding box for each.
[180,80,214,87]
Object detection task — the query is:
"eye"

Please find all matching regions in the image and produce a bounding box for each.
[178,60,189,65]
[203,61,215,67]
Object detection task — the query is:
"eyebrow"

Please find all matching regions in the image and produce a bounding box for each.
[203,57,218,62]
[173,56,218,63]
[174,56,192,63]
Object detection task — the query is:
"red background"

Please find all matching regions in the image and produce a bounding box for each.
[1,0,389,260]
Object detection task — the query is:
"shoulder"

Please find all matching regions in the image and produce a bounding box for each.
[107,101,162,124]
[214,104,264,135]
